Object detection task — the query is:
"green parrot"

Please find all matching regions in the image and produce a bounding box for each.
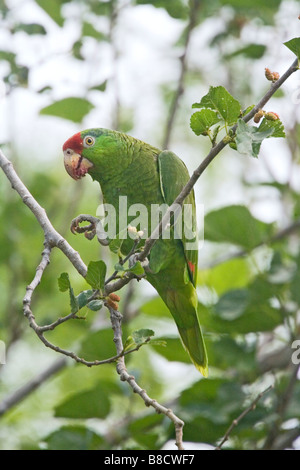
[63,128,208,376]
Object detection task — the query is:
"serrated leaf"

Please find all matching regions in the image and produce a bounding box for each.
[192,86,241,125]
[85,261,106,291]
[124,329,155,351]
[190,109,220,136]
[258,117,285,138]
[58,272,70,292]
[132,328,155,345]
[284,37,300,59]
[235,119,274,158]
[86,300,103,311]
[40,97,94,123]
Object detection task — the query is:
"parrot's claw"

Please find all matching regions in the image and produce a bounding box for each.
[70,214,110,246]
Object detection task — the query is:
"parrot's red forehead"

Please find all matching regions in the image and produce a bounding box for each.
[63,132,83,153]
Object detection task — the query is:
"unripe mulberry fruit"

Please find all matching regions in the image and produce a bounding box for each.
[254,109,264,123]
[265,68,280,82]
[265,112,279,121]
[109,293,121,302]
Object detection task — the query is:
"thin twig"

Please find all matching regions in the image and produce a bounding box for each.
[163,0,200,149]
[262,364,300,450]
[0,151,87,277]
[215,384,274,450]
[0,358,67,417]
[107,304,185,450]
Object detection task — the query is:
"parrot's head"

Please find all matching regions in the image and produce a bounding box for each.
[63,128,128,182]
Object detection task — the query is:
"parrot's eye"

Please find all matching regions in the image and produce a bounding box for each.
[83,136,95,147]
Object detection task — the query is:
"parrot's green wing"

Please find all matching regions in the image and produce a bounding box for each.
[157,150,198,286]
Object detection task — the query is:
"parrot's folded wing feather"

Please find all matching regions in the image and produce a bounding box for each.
[157,150,198,286]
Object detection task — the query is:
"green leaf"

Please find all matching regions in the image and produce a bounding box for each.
[76,290,94,309]
[235,119,274,158]
[214,289,250,320]
[190,109,220,136]
[151,336,191,364]
[198,257,253,295]
[141,296,170,318]
[44,425,104,450]
[204,204,274,249]
[226,44,266,59]
[192,86,241,125]
[108,227,128,254]
[58,272,71,292]
[243,104,255,116]
[127,261,145,276]
[85,260,106,291]
[114,260,144,276]
[258,117,285,138]
[129,414,165,450]
[90,80,108,92]
[132,328,154,345]
[58,272,78,313]
[35,0,64,27]
[79,329,119,361]
[206,336,258,377]
[13,23,47,35]
[135,0,188,20]
[86,300,104,311]
[40,97,94,123]
[124,328,155,351]
[200,286,282,334]
[55,386,111,419]
[284,37,300,59]
[82,22,107,41]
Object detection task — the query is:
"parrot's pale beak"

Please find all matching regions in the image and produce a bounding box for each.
[64,149,93,180]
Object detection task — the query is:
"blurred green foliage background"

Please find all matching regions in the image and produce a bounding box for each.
[0,0,300,450]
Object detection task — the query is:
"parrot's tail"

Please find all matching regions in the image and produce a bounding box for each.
[151,281,208,377]
[176,319,208,377]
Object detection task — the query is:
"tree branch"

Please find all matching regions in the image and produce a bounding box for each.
[0,150,87,277]
[262,364,300,450]
[0,358,67,417]
[162,0,200,149]
[107,304,185,450]
[215,384,274,450]
[0,56,298,450]
[137,58,299,264]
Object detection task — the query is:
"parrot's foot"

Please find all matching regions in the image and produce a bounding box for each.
[70,214,109,246]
